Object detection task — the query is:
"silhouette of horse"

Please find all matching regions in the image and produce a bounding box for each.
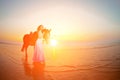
[21,29,51,57]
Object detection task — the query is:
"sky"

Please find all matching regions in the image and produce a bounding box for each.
[0,0,120,42]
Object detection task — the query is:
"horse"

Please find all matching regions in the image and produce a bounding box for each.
[21,28,51,58]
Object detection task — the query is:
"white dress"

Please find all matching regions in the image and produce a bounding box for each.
[33,31,45,62]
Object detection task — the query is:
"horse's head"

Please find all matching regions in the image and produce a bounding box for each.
[42,28,51,44]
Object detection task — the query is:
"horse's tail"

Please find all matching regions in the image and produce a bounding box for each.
[21,34,29,52]
[21,45,24,52]
[21,35,26,52]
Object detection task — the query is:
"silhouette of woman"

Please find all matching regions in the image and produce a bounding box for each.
[33,25,45,65]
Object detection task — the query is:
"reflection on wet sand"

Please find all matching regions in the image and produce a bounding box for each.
[23,57,45,80]
[32,62,45,80]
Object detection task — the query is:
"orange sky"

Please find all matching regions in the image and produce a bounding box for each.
[0,0,120,42]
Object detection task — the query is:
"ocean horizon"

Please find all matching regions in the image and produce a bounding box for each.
[0,39,120,49]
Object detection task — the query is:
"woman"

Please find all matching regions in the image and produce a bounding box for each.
[33,25,45,64]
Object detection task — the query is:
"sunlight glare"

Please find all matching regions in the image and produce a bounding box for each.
[50,39,57,46]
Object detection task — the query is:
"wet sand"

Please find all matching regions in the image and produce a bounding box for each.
[0,42,120,80]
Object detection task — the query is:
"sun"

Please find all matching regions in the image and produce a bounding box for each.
[50,39,57,46]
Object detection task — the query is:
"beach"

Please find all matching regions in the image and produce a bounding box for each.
[0,41,120,80]
[1,0,120,80]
